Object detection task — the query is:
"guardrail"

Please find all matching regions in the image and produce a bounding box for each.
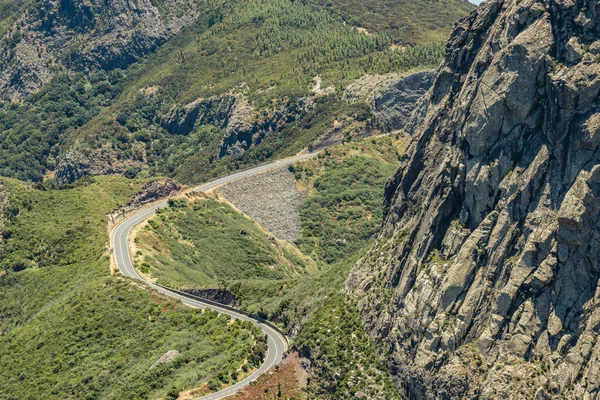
[155,283,290,349]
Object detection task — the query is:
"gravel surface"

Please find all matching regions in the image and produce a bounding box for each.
[218,167,306,242]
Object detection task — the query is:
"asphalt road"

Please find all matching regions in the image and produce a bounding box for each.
[111,153,316,400]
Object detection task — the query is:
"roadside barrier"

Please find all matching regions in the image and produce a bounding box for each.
[154,283,290,349]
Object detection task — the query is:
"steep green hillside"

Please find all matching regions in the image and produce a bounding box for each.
[311,0,475,43]
[59,0,444,183]
[0,0,458,185]
[130,136,408,399]
[0,177,262,399]
[293,135,406,263]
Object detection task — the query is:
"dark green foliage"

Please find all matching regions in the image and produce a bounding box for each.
[0,72,122,181]
[295,295,401,399]
[297,156,396,263]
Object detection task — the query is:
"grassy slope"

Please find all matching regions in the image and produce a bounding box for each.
[0,177,261,399]
[293,134,408,263]
[134,134,408,318]
[312,0,475,44]
[130,135,408,398]
[134,192,316,289]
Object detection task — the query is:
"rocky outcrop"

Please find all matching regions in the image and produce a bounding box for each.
[347,0,600,398]
[150,350,180,369]
[56,142,146,184]
[109,178,184,221]
[344,71,436,132]
[0,0,202,100]
[372,71,435,131]
[161,96,237,135]
[161,93,314,158]
[125,178,184,208]
[219,97,314,157]
[183,288,237,307]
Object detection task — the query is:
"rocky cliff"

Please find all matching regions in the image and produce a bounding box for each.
[347,0,600,398]
[54,93,314,184]
[161,94,314,157]
[0,0,201,100]
[344,71,436,132]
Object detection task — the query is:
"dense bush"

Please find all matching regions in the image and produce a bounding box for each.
[297,155,396,263]
[0,72,122,181]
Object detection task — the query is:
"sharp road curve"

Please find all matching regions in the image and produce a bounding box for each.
[111,153,316,400]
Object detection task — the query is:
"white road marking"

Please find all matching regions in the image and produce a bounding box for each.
[111,153,316,400]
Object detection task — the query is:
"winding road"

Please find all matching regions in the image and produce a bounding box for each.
[111,153,316,400]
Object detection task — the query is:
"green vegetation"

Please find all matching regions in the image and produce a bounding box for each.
[134,192,316,288]
[119,0,446,104]
[0,0,32,37]
[134,134,407,317]
[0,0,448,185]
[68,0,444,183]
[293,135,405,263]
[164,96,376,185]
[310,0,475,44]
[0,177,262,399]
[0,72,122,181]
[130,136,405,400]
[296,294,401,399]
[250,248,401,399]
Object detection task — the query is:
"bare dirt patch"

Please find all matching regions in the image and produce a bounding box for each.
[230,352,309,400]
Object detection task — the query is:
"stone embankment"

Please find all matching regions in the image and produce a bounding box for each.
[218,167,306,243]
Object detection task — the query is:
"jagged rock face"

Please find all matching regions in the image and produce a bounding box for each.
[344,71,436,132]
[373,71,436,132]
[56,141,146,184]
[0,0,200,100]
[55,93,314,184]
[161,96,238,135]
[218,96,314,157]
[347,0,600,398]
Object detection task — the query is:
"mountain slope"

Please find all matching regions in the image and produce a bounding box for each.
[311,0,475,44]
[348,0,600,397]
[0,177,262,399]
[0,0,471,186]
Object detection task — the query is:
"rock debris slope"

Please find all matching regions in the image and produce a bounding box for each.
[218,167,306,242]
[347,0,600,398]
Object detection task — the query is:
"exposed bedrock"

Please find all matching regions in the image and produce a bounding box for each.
[347,0,600,398]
